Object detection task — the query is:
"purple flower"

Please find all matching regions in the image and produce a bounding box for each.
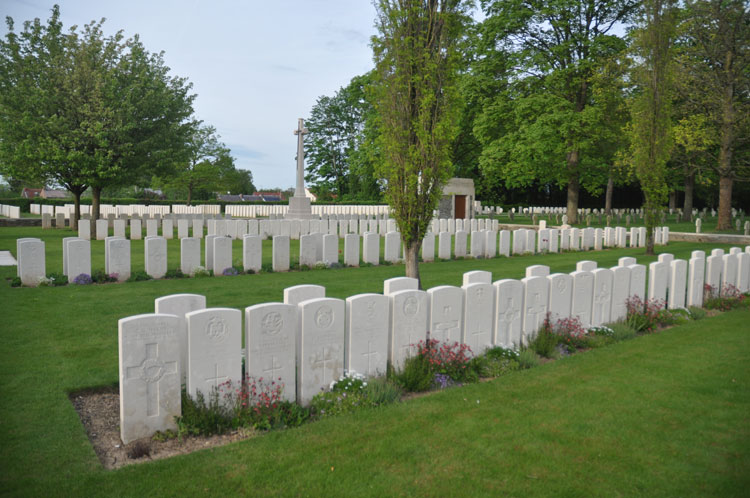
[73,273,93,285]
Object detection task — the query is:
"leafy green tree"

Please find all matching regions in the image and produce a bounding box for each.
[628,0,677,254]
[678,0,749,230]
[474,0,638,223]
[0,6,196,226]
[155,125,237,204]
[372,0,469,282]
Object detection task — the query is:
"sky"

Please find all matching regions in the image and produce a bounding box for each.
[1,0,386,190]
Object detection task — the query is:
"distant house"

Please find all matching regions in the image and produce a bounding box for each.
[21,188,42,199]
[253,191,285,202]
[40,188,68,199]
[217,194,243,202]
[216,193,284,202]
[304,188,317,202]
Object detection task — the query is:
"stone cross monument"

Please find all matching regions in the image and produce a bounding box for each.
[286,118,313,219]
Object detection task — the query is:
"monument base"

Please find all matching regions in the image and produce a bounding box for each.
[286,196,313,219]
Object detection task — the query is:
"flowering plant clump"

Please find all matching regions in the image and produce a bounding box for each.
[553,315,588,349]
[329,370,367,392]
[190,266,211,278]
[415,338,475,382]
[588,326,615,337]
[37,276,53,287]
[222,266,239,276]
[72,273,93,285]
[433,372,457,389]
[311,370,373,418]
[704,283,746,311]
[625,295,669,333]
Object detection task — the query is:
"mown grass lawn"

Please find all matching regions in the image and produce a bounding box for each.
[0,227,747,496]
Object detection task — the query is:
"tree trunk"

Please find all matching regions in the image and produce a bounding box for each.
[668,191,676,211]
[187,185,192,206]
[717,175,733,230]
[91,185,102,226]
[566,173,580,225]
[71,191,81,231]
[682,172,694,221]
[604,175,614,215]
[404,239,421,287]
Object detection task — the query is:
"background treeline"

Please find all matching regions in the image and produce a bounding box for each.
[303,0,749,221]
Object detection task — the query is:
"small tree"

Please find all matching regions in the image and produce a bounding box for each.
[372,0,468,284]
[629,0,677,254]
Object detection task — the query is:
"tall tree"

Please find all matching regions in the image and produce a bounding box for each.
[475,0,638,223]
[372,0,468,283]
[679,0,749,230]
[629,0,677,254]
[0,6,196,226]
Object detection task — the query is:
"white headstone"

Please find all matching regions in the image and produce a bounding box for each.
[576,260,597,272]
[297,297,346,405]
[177,219,189,239]
[345,294,389,376]
[591,268,614,326]
[242,235,262,273]
[638,227,647,247]
[119,313,181,444]
[422,232,435,262]
[628,264,647,301]
[538,228,550,253]
[213,236,233,276]
[162,219,174,240]
[525,230,536,254]
[389,289,429,370]
[344,234,359,266]
[462,282,494,355]
[186,308,242,403]
[548,229,559,253]
[272,235,290,272]
[77,219,91,240]
[463,270,492,286]
[322,233,338,266]
[470,231,484,258]
[154,294,206,384]
[618,257,636,267]
[454,231,468,258]
[498,230,510,257]
[521,276,549,343]
[384,232,401,263]
[284,284,325,306]
[299,233,317,267]
[547,273,573,322]
[428,286,464,344]
[648,261,668,303]
[384,277,419,295]
[245,302,297,402]
[95,219,108,240]
[609,266,631,322]
[146,219,158,238]
[192,218,204,238]
[560,228,570,251]
[130,219,142,240]
[363,232,380,265]
[687,257,705,307]
[571,271,594,328]
[67,238,91,282]
[438,232,451,259]
[737,253,750,293]
[721,253,738,291]
[144,236,167,279]
[114,219,126,238]
[107,237,131,281]
[668,259,687,309]
[525,265,550,278]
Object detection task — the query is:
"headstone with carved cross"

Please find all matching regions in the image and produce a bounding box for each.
[428,286,464,344]
[493,279,524,349]
[610,265,631,322]
[591,268,614,326]
[298,297,345,405]
[521,276,549,344]
[345,294,389,377]
[462,282,494,355]
[119,313,182,444]
[389,289,429,371]
[185,308,242,404]
[245,303,297,402]
[571,270,595,328]
[547,273,573,322]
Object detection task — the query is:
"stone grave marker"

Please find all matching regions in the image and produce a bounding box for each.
[180,237,201,275]
[525,229,536,254]
[345,294,389,376]
[428,286,464,344]
[648,261,668,303]
[67,238,91,282]
[344,234,359,266]
[77,219,91,240]
[389,289,429,371]
[96,219,108,240]
[610,266,631,322]
[107,237,131,281]
[576,260,597,272]
[571,270,594,328]
[146,219,158,238]
[438,232,451,259]
[186,308,242,403]
[322,234,338,266]
[297,297,346,405]
[130,219,142,240]
[628,264,647,301]
[668,259,687,309]
[177,219,189,239]
[273,235,290,272]
[422,232,435,262]
[499,230,511,257]
[204,234,217,271]
[591,268,614,326]
[119,313,181,444]
[463,282,494,355]
[243,235,262,273]
[245,303,297,402]
[284,284,326,306]
[113,219,126,238]
[737,253,750,293]
[619,256,636,267]
[512,229,525,255]
[548,229,559,253]
[722,253,738,290]
[547,273,573,321]
[463,270,492,286]
[687,257,705,307]
[213,236,233,276]
[560,228,570,251]
[570,228,580,250]
[638,227,647,247]
[55,212,65,228]
[525,265,550,278]
[193,218,204,238]
[363,232,380,265]
[521,276,549,343]
[470,231,484,258]
[162,219,174,240]
[154,293,206,384]
[484,230,497,258]
[145,236,167,279]
[454,231,468,258]
[299,234,318,267]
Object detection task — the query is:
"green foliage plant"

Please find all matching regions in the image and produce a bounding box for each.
[517,349,540,369]
[608,322,638,341]
[127,271,153,282]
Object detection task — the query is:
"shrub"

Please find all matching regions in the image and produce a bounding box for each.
[127,271,153,282]
[704,283,746,311]
[91,269,118,283]
[625,295,669,333]
[473,353,519,378]
[528,316,559,358]
[517,349,540,369]
[394,354,434,392]
[164,268,186,279]
[72,273,93,285]
[608,323,637,341]
[42,272,68,287]
[10,276,21,287]
[260,263,274,273]
[178,388,233,436]
[314,262,328,270]
[310,371,370,418]
[362,376,402,406]
[484,346,519,362]
[688,306,706,320]
[416,338,476,382]
[190,266,211,278]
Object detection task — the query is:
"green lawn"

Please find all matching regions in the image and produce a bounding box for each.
[1,227,748,496]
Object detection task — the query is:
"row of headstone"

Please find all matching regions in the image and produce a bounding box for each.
[76,218,205,241]
[123,247,740,443]
[0,204,21,219]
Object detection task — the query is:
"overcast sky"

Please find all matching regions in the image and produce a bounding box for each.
[2,0,389,190]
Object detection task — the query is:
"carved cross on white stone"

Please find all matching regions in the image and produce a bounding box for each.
[594,283,611,319]
[312,347,336,384]
[362,341,378,375]
[501,297,520,327]
[293,118,309,198]
[263,355,283,379]
[205,363,228,391]
[125,342,177,417]
[527,292,547,332]
[470,327,484,352]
